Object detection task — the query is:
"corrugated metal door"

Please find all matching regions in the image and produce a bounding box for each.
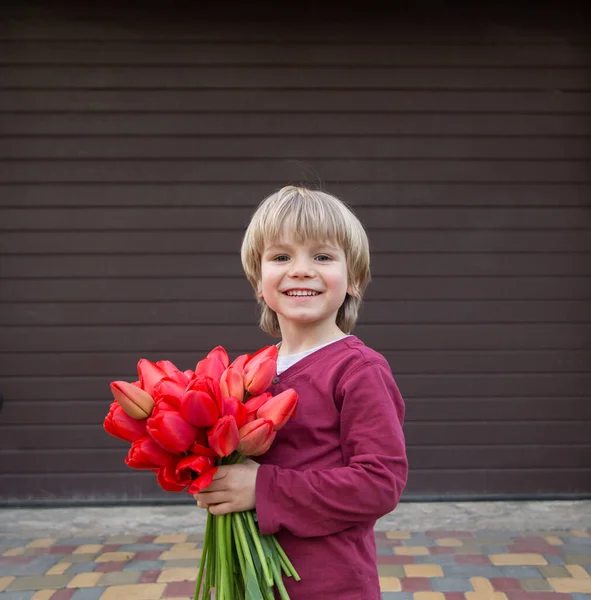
[1,3,590,502]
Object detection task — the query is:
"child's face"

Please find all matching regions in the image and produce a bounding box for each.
[259,233,351,334]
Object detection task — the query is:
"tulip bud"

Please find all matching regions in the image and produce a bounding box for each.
[125,436,174,469]
[181,376,221,427]
[243,346,278,395]
[146,405,198,454]
[153,378,186,410]
[137,359,168,396]
[207,415,240,457]
[156,360,188,386]
[104,402,147,442]
[223,396,247,429]
[220,366,244,403]
[257,388,298,431]
[237,418,275,456]
[231,353,250,372]
[110,381,155,419]
[195,346,230,381]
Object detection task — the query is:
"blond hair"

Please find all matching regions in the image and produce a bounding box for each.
[241,186,371,337]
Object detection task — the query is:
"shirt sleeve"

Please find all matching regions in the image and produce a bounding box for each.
[254,360,408,538]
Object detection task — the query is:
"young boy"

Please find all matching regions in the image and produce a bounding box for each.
[194,186,408,599]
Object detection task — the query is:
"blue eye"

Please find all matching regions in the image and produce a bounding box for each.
[274,255,289,262]
[315,254,331,261]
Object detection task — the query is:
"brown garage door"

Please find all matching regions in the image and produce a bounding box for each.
[1,3,590,503]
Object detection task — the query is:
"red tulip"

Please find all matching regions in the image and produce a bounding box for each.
[237,419,275,456]
[243,392,271,424]
[153,378,186,410]
[110,380,154,419]
[137,358,169,396]
[156,360,188,386]
[146,404,198,454]
[181,375,221,427]
[157,458,191,492]
[257,388,298,431]
[243,345,278,395]
[104,402,147,442]
[195,346,230,381]
[207,415,240,457]
[125,436,174,469]
[231,353,251,372]
[175,454,215,481]
[187,466,218,494]
[223,396,247,429]
[190,428,218,457]
[220,366,244,403]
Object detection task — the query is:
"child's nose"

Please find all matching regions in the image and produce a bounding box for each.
[288,257,314,277]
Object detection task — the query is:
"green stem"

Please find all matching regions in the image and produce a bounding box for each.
[268,552,291,600]
[233,511,257,575]
[232,514,247,581]
[194,511,212,600]
[245,511,273,587]
[271,535,300,581]
[224,512,233,599]
[216,515,223,600]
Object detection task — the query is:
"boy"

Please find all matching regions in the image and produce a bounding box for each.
[195,186,408,598]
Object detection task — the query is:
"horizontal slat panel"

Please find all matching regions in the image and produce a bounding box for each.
[3,136,591,160]
[3,253,591,278]
[3,468,588,500]
[1,301,590,326]
[1,277,589,301]
[406,469,591,496]
[1,373,590,399]
[2,114,590,136]
[2,42,590,67]
[0,12,587,44]
[2,444,589,474]
[1,159,590,183]
[1,66,589,89]
[3,207,590,230]
[2,350,590,376]
[2,232,590,254]
[1,183,589,207]
[1,421,588,449]
[2,397,589,425]
[2,91,591,113]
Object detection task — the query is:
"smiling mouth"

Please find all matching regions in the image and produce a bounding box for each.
[284,290,320,297]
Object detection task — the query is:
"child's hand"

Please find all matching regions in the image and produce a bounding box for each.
[193,459,260,515]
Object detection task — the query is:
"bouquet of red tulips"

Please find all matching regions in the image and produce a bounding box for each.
[103,345,300,600]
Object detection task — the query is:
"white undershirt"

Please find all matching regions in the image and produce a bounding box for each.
[276,336,350,375]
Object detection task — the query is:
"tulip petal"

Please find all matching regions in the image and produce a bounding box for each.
[220,366,244,403]
[157,460,190,492]
[125,436,174,469]
[137,358,168,396]
[181,389,220,427]
[110,381,155,419]
[146,406,198,454]
[176,455,215,480]
[104,402,147,442]
[207,415,239,457]
[257,388,298,431]
[222,397,247,429]
[153,378,185,409]
[187,467,218,494]
[237,418,274,456]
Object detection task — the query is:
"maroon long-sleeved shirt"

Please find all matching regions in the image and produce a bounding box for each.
[255,335,408,599]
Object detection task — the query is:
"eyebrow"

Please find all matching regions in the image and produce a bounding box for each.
[264,241,341,253]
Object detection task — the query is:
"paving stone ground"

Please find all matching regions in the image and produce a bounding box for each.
[1,528,590,599]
